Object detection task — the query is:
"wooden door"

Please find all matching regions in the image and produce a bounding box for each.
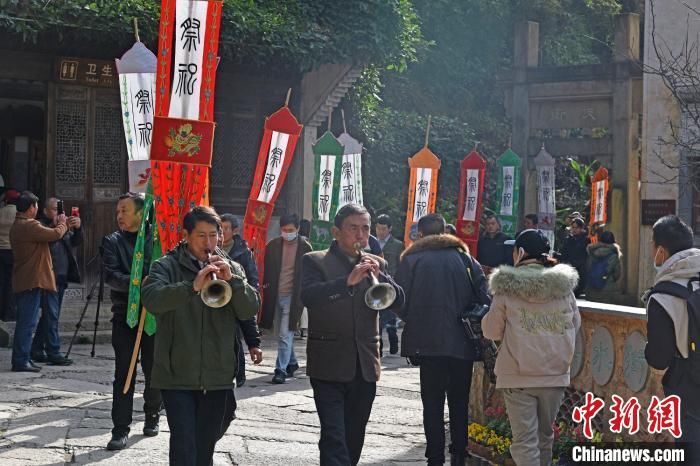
[48,84,126,291]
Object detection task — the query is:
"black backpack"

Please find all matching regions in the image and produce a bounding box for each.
[648,278,700,393]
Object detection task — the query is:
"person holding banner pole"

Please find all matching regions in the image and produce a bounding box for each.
[101,193,161,450]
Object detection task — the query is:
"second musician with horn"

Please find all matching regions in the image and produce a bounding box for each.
[301,203,405,466]
[141,206,260,466]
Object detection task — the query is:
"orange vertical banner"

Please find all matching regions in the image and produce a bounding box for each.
[403,146,441,247]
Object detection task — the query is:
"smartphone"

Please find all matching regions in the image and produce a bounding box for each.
[57,200,64,215]
[71,207,80,218]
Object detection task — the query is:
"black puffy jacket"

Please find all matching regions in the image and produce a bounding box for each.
[395,234,490,360]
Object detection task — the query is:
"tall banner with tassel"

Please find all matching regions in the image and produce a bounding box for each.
[456,149,486,256]
[150,0,223,252]
[403,117,441,247]
[589,166,609,236]
[534,144,556,251]
[116,34,156,193]
[311,129,344,250]
[242,94,303,285]
[495,148,521,237]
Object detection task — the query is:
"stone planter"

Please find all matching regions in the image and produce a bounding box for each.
[468,440,515,465]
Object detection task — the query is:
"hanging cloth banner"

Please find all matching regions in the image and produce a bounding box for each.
[590,166,609,226]
[534,144,556,251]
[495,148,522,237]
[456,150,486,256]
[125,188,157,335]
[242,105,303,285]
[403,146,441,247]
[151,0,223,252]
[116,41,157,193]
[335,132,364,211]
[310,131,344,250]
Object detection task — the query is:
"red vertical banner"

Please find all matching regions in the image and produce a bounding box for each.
[242,105,303,288]
[589,166,609,242]
[151,0,223,252]
[456,150,487,256]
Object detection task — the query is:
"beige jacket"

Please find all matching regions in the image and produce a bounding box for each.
[482,261,580,389]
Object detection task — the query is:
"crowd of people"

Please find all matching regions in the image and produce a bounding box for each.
[2,185,698,465]
[476,212,623,300]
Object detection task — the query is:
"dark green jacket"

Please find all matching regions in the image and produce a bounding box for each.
[141,242,260,391]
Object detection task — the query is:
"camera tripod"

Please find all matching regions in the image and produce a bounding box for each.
[65,257,104,359]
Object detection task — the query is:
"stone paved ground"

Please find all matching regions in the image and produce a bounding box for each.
[0,335,488,465]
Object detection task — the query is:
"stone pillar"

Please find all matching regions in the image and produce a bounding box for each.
[302,125,318,220]
[511,21,539,215]
[612,13,641,301]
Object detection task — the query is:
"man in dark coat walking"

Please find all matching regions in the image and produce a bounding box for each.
[220,213,262,388]
[259,213,312,384]
[395,213,490,466]
[301,203,405,466]
[375,214,404,356]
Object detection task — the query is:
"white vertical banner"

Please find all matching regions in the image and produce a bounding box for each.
[169,0,209,119]
[119,73,156,161]
[462,168,480,221]
[257,131,290,203]
[336,153,363,211]
[499,166,515,216]
[412,168,432,222]
[537,166,556,219]
[317,155,337,222]
[593,180,606,223]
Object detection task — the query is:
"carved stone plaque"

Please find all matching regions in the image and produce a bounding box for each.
[623,330,649,393]
[571,328,584,379]
[590,326,615,386]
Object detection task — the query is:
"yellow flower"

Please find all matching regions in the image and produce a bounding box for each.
[132,278,141,286]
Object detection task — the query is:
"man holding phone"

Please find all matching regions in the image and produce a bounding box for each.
[30,197,82,365]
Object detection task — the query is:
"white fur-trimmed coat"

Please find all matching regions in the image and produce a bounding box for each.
[482,262,581,389]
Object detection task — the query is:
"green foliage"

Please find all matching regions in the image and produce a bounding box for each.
[0,0,425,72]
[351,0,622,238]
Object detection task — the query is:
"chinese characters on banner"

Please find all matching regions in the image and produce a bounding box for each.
[310,131,344,250]
[170,0,208,119]
[403,146,441,247]
[257,132,290,203]
[462,169,480,222]
[413,168,433,222]
[242,105,303,288]
[495,149,521,237]
[336,131,364,212]
[534,144,556,251]
[572,392,682,440]
[116,42,157,193]
[456,150,486,255]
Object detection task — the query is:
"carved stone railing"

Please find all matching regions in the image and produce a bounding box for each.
[469,301,672,442]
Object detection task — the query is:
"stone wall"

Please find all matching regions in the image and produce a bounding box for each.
[469,301,672,442]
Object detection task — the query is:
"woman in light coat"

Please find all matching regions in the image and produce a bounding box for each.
[482,229,580,466]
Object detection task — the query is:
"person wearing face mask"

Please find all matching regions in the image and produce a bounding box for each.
[259,213,313,384]
[644,215,700,457]
[482,229,580,466]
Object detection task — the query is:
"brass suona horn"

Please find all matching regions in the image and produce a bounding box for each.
[353,242,397,311]
[201,249,233,308]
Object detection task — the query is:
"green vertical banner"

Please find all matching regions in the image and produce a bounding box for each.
[495,148,522,237]
[126,182,159,336]
[311,131,344,250]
